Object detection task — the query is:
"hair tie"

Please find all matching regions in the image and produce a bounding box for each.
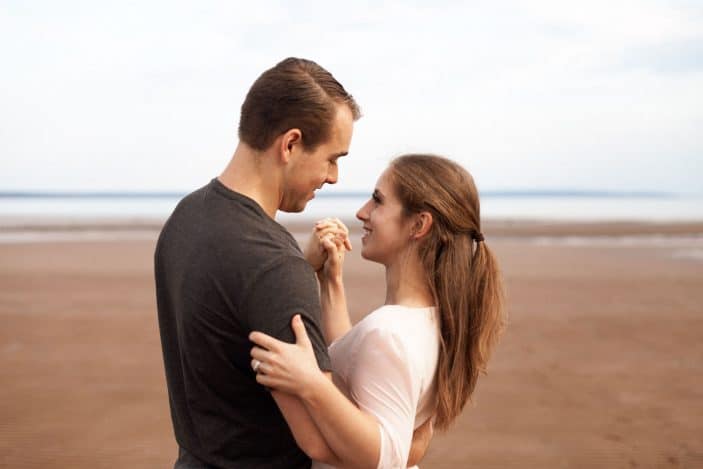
[473,232,485,242]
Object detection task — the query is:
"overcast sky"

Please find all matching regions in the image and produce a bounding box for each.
[1,0,701,193]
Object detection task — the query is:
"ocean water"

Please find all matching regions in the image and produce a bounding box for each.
[0,193,702,223]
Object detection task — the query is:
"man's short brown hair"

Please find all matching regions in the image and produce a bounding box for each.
[238,57,361,151]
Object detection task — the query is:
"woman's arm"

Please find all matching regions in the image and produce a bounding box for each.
[270,386,344,466]
[303,218,352,273]
[252,315,381,469]
[251,315,422,468]
[317,234,352,344]
[272,360,432,467]
[304,218,353,344]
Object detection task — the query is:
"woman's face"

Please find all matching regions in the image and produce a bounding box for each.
[356,168,414,265]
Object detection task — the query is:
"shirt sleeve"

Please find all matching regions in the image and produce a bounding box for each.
[347,327,420,469]
[240,254,331,372]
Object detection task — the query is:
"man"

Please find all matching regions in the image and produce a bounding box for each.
[155,57,360,468]
[156,58,432,468]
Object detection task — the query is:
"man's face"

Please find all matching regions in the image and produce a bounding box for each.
[280,104,354,213]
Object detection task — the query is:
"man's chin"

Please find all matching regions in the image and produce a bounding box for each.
[279,201,307,213]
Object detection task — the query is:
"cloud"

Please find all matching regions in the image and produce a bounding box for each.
[622,39,703,73]
[0,0,701,192]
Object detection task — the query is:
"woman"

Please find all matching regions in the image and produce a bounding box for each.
[249,154,506,468]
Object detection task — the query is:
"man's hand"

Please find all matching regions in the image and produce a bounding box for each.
[304,218,352,272]
[407,417,434,467]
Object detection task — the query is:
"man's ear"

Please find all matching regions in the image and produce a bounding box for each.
[411,212,433,240]
[279,129,303,163]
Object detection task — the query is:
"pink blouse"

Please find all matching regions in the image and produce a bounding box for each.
[313,305,439,469]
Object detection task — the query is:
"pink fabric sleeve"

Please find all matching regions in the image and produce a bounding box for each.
[347,327,420,469]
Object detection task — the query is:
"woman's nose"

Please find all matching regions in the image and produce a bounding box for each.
[356,200,370,221]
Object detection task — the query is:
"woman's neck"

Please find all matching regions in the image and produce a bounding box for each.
[384,253,434,308]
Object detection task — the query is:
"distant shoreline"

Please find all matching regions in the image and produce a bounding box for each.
[0,189,688,198]
[2,216,703,239]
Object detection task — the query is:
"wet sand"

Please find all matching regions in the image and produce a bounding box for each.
[0,220,702,468]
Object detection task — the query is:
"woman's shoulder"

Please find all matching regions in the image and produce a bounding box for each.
[351,305,439,348]
[330,305,438,359]
[360,304,436,327]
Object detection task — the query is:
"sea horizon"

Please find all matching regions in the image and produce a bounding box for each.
[0,189,701,224]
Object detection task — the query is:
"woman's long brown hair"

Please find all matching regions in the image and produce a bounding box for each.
[390,154,506,430]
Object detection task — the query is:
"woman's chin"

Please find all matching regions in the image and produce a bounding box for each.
[360,248,382,264]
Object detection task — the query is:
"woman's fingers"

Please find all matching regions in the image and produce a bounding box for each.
[248,316,323,395]
[321,234,340,257]
[291,314,312,347]
[255,371,279,389]
[332,218,349,235]
[250,345,274,362]
[315,218,352,251]
[315,226,343,241]
[251,358,268,374]
[330,218,351,250]
[249,331,282,352]
[315,228,348,251]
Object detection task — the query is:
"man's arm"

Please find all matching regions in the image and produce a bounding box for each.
[274,372,432,468]
[271,383,344,466]
[408,418,434,466]
[252,318,428,468]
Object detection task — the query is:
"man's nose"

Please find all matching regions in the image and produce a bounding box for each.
[326,165,338,185]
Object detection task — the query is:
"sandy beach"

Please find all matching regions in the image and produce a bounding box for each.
[1,219,702,468]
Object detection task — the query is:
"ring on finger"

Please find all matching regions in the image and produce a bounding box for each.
[252,359,262,373]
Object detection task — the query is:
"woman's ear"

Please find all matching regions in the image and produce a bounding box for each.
[279,128,302,163]
[411,212,433,240]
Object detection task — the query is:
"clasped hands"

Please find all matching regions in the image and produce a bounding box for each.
[303,217,352,279]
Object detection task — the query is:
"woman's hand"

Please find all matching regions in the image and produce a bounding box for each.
[249,314,326,399]
[318,228,347,283]
[304,218,352,273]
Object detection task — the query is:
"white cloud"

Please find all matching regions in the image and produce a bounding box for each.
[0,0,701,193]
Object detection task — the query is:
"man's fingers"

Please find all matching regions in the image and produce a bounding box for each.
[332,218,349,235]
[317,229,350,251]
[316,226,341,240]
[321,234,339,256]
[314,219,336,231]
[314,219,351,254]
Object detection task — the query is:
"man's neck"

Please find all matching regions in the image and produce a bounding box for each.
[218,143,282,219]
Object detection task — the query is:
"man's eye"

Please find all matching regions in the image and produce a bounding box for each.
[372,194,381,203]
